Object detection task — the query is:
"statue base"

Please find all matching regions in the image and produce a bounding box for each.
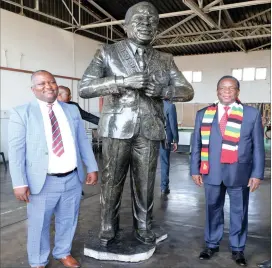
[84,225,167,262]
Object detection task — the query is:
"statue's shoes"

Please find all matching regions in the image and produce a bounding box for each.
[135,229,156,244]
[99,229,116,247]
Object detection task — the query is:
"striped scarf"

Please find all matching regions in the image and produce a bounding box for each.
[200,101,243,174]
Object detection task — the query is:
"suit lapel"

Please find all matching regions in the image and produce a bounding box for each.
[115,40,141,74]
[213,110,222,138]
[30,101,47,148]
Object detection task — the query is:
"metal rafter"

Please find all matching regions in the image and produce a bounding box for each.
[152,25,270,46]
[183,0,247,52]
[234,8,271,26]
[80,0,271,29]
[62,0,79,25]
[248,42,271,52]
[155,0,222,40]
[72,0,124,38]
[220,0,247,52]
[155,24,271,39]
[153,34,270,49]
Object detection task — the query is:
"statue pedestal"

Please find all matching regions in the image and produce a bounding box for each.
[84,225,167,262]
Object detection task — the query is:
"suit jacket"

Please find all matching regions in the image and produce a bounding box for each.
[78,39,194,140]
[8,100,98,194]
[163,100,179,144]
[190,105,265,187]
[68,101,100,125]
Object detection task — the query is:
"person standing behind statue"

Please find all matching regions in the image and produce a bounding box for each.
[78,1,194,246]
[58,85,99,125]
[160,98,179,195]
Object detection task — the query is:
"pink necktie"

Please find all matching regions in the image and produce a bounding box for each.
[219,106,230,136]
[47,104,64,157]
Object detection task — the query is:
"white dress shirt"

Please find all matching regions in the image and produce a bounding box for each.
[218,102,235,122]
[38,99,77,173]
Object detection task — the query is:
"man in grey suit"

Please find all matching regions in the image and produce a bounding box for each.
[8,70,98,268]
[78,1,194,245]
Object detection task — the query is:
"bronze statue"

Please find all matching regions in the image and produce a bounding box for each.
[78,1,194,246]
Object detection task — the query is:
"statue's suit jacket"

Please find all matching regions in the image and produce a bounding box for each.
[79,40,194,140]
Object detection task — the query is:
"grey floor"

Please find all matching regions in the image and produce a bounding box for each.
[0,153,271,268]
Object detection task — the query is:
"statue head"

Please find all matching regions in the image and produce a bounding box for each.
[124,2,159,45]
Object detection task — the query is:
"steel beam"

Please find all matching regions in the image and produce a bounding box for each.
[154,0,223,39]
[73,0,124,38]
[62,0,79,25]
[155,24,271,39]
[235,8,271,26]
[87,0,117,21]
[3,0,74,27]
[153,34,271,48]
[183,0,218,28]
[81,0,271,29]
[248,42,271,51]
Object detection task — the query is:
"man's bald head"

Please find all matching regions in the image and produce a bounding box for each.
[31,70,54,86]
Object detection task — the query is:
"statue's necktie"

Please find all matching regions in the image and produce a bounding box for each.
[219,106,230,136]
[137,47,146,71]
[47,104,64,157]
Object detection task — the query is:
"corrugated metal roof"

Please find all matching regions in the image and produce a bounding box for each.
[1,0,271,55]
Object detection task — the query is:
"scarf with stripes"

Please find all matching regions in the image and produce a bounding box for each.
[200,100,243,174]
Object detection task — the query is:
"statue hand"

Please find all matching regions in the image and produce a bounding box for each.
[145,82,162,97]
[124,72,149,89]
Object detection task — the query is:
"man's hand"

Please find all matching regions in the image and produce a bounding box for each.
[124,73,149,90]
[172,143,178,152]
[86,172,98,185]
[247,178,261,192]
[14,186,30,203]
[192,175,203,187]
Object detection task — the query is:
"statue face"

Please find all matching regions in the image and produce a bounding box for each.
[124,4,159,45]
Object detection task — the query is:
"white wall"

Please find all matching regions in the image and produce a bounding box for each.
[174,50,271,103]
[0,9,102,159]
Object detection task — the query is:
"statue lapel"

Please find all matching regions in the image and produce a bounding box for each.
[115,40,141,75]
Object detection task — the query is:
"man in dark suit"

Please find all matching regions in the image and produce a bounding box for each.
[58,86,99,125]
[78,2,194,245]
[160,99,179,195]
[190,76,265,266]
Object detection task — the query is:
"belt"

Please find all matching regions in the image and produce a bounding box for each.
[47,167,77,177]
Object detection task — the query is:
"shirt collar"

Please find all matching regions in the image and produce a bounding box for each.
[37,98,58,108]
[218,101,235,109]
[127,39,151,55]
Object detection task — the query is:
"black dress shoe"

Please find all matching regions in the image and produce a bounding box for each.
[258,259,271,268]
[232,251,247,266]
[199,247,219,260]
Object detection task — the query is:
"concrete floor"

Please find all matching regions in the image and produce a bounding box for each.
[0,153,271,268]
